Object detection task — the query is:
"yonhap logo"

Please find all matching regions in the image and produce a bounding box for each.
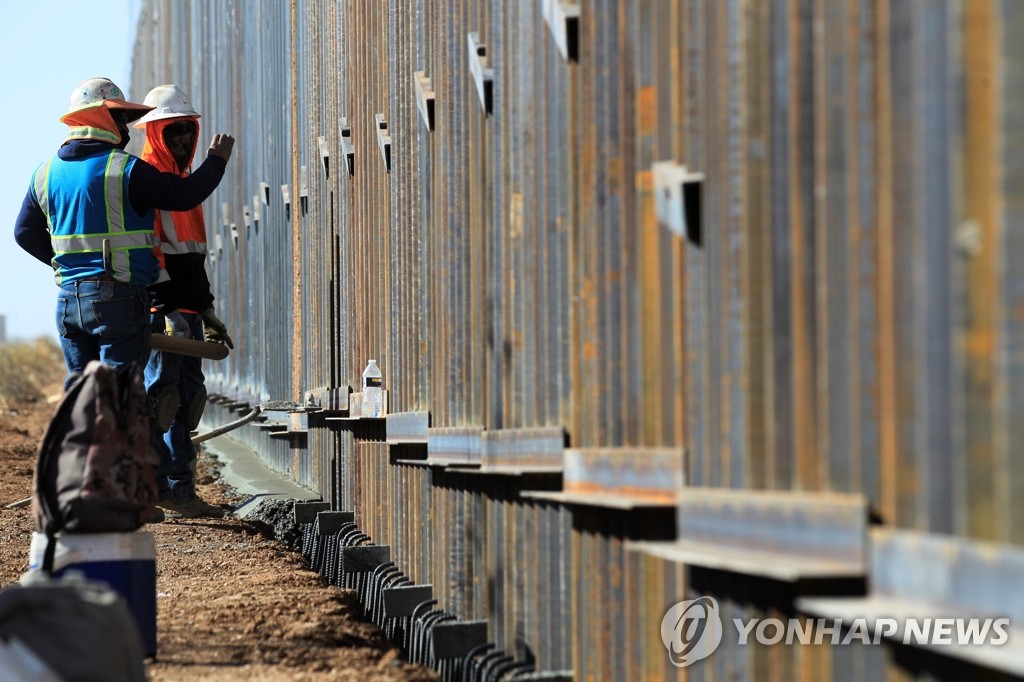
[659,596,1010,667]
[661,596,724,667]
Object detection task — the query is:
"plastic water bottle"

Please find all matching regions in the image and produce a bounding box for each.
[361,359,383,417]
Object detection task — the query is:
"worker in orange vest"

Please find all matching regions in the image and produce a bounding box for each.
[135,84,233,519]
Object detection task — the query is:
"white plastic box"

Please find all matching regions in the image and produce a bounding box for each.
[28,531,157,656]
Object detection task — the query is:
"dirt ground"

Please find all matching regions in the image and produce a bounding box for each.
[0,373,438,682]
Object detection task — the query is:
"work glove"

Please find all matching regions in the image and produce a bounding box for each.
[201,308,234,349]
[164,310,190,338]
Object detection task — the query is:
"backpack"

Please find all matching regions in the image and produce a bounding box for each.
[0,572,147,682]
[31,361,159,556]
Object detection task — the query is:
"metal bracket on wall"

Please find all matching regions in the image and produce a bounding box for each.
[252,194,261,231]
[386,411,430,445]
[375,114,392,173]
[339,117,355,176]
[259,181,271,205]
[243,205,252,232]
[542,0,580,62]
[798,528,1024,675]
[269,408,310,447]
[230,223,238,249]
[395,426,484,469]
[324,400,388,440]
[248,414,280,431]
[303,386,351,416]
[524,447,684,509]
[281,183,291,221]
[299,165,309,215]
[414,71,435,131]
[631,488,868,582]
[467,32,493,116]
[228,400,252,414]
[653,161,704,246]
[318,136,330,178]
[462,426,566,476]
[387,411,430,462]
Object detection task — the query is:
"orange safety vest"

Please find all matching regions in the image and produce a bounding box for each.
[141,117,210,313]
[142,117,207,253]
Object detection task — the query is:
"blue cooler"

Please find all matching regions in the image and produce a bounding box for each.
[28,531,157,656]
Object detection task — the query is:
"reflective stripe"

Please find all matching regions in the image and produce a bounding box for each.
[112,249,131,282]
[32,159,53,228]
[64,126,121,145]
[159,210,178,242]
[158,239,208,255]
[105,152,130,234]
[157,210,208,255]
[51,231,155,254]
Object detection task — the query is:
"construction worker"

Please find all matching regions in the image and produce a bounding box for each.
[133,84,232,518]
[14,77,234,392]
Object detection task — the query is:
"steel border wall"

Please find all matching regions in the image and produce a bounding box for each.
[132,1,1024,680]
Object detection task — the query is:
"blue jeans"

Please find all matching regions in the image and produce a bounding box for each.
[145,312,206,500]
[56,279,151,391]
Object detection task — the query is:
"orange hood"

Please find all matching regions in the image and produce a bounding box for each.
[141,116,200,175]
[60,105,125,146]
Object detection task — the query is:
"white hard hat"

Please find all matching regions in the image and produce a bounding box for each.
[61,77,153,124]
[133,84,201,127]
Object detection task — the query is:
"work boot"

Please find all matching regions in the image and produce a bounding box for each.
[158,495,227,519]
[139,505,165,524]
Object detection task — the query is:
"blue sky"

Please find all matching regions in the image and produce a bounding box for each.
[1,1,140,341]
